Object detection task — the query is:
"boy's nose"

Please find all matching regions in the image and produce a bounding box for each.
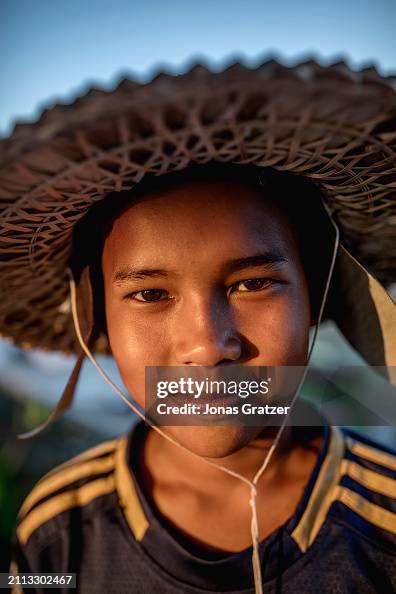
[172,298,242,366]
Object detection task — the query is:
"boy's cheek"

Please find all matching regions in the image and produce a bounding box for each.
[234,298,310,365]
[106,317,163,409]
[111,342,151,410]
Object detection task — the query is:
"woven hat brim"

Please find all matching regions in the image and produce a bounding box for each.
[0,58,395,355]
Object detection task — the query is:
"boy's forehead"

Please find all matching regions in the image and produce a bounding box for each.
[111,177,273,220]
[102,178,299,270]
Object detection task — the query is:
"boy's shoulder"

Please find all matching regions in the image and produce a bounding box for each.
[291,427,396,554]
[16,435,126,547]
[332,428,395,541]
[341,428,396,491]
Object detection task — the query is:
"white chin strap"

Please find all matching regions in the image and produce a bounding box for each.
[68,219,340,594]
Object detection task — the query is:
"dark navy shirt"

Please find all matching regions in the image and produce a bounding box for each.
[12,421,396,593]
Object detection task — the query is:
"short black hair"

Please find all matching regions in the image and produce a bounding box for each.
[71,163,335,336]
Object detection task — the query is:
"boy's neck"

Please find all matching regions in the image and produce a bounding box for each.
[132,421,324,551]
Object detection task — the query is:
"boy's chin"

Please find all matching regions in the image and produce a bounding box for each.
[162,424,262,459]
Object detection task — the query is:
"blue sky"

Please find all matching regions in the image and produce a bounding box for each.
[1,0,395,136]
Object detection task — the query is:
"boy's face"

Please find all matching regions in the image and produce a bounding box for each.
[101,178,311,457]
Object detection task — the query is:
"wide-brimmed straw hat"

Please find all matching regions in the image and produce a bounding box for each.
[0,58,395,383]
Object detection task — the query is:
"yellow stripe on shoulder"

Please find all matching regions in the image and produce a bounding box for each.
[17,475,116,546]
[19,452,117,519]
[341,458,396,498]
[346,437,396,472]
[335,485,396,535]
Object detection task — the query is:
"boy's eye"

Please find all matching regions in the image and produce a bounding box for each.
[127,289,168,302]
[125,278,274,302]
[232,278,273,293]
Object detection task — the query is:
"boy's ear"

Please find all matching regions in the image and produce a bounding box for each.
[75,264,95,342]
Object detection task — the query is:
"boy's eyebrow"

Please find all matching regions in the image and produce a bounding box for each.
[224,252,288,273]
[112,252,288,286]
[112,267,169,286]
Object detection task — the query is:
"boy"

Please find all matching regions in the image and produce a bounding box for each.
[1,60,395,593]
